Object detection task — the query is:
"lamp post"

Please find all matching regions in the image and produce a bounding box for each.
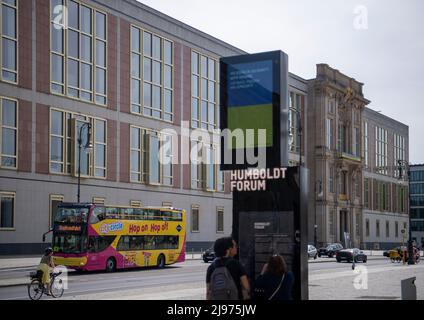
[397,160,414,265]
[77,122,93,203]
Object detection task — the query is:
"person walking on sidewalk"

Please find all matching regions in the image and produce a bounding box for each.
[206,237,250,300]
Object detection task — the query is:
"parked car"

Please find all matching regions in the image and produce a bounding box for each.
[336,248,367,263]
[202,247,216,263]
[317,243,343,258]
[308,245,318,259]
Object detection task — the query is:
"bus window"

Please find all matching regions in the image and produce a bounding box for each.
[144,236,156,250]
[132,208,143,220]
[90,207,106,224]
[117,236,130,251]
[88,236,115,253]
[106,207,119,219]
[129,236,144,250]
[168,236,179,249]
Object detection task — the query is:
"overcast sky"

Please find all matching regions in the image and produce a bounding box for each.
[139,0,424,163]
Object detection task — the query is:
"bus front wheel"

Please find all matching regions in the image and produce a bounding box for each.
[157,254,165,268]
[106,258,116,272]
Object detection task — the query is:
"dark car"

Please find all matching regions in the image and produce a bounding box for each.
[202,247,216,263]
[336,248,367,263]
[318,243,343,258]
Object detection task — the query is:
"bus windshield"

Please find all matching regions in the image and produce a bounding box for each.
[53,234,87,254]
[54,207,89,224]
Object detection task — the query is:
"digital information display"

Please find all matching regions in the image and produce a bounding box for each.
[220,51,289,170]
[227,60,274,148]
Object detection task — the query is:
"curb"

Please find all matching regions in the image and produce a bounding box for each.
[309,257,387,264]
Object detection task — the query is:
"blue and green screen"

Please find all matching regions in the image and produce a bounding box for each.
[227,60,273,149]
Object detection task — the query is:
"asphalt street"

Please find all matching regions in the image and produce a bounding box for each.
[0,257,406,300]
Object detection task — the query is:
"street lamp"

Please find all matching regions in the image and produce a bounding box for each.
[397,160,414,265]
[77,122,93,203]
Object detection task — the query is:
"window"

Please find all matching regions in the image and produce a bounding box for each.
[191,205,199,232]
[340,171,347,195]
[394,134,405,178]
[88,236,115,253]
[395,221,399,238]
[353,127,360,157]
[375,126,388,175]
[49,194,64,228]
[130,126,173,185]
[0,97,17,168]
[363,122,368,168]
[289,92,301,152]
[50,0,107,104]
[0,192,14,229]
[131,26,173,121]
[337,123,346,153]
[191,51,218,131]
[216,207,224,233]
[92,197,105,205]
[365,219,370,237]
[116,235,179,251]
[1,0,18,83]
[191,140,223,191]
[326,118,334,150]
[329,166,334,193]
[386,220,390,238]
[364,178,369,209]
[49,108,107,178]
[376,220,380,238]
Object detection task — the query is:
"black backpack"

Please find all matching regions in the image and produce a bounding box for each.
[209,259,238,300]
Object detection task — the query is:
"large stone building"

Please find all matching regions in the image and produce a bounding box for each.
[307,64,370,248]
[306,64,410,250]
[0,0,307,254]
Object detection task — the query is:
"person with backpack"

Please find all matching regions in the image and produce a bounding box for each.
[253,254,294,300]
[206,237,250,300]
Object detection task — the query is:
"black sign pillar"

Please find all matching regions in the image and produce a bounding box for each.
[220,51,308,300]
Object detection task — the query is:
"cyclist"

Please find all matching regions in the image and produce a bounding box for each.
[37,247,55,295]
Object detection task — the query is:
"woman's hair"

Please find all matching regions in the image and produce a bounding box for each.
[214,237,235,258]
[265,254,287,276]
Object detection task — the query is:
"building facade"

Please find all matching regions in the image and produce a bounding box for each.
[361,108,409,250]
[307,64,370,248]
[410,164,424,248]
[0,0,308,254]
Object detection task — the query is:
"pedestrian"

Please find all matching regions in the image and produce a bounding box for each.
[253,254,294,300]
[206,237,250,300]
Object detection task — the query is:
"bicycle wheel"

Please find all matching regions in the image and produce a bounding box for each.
[50,277,64,298]
[28,279,44,300]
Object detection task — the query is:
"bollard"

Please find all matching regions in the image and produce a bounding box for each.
[401,277,417,300]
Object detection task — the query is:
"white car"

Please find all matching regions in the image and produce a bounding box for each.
[308,245,318,259]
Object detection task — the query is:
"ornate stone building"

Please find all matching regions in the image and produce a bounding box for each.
[307,64,370,248]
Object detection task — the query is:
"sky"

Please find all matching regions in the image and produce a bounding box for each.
[138,0,424,163]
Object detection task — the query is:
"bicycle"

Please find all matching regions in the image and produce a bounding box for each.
[27,270,64,300]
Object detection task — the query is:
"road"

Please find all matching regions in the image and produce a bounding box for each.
[0,258,422,300]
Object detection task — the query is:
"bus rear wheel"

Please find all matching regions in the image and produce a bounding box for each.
[157,254,165,268]
[106,258,116,272]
